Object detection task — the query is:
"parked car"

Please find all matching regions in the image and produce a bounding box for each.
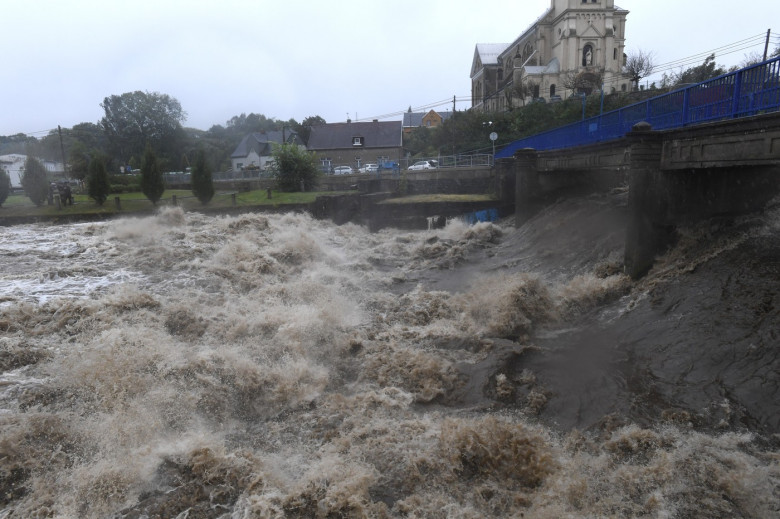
[359,163,379,173]
[332,166,353,175]
[408,160,437,171]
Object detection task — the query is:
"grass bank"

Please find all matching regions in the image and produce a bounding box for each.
[0,189,352,222]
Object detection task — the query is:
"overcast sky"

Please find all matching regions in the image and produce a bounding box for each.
[2,0,778,137]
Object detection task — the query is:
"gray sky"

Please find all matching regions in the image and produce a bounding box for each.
[2,0,778,137]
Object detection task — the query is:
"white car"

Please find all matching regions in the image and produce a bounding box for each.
[408,160,436,171]
[359,163,379,173]
[332,166,353,175]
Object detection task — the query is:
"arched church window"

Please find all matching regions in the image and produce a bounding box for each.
[523,42,533,62]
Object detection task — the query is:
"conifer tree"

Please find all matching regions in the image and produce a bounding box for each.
[21,156,49,206]
[191,148,214,204]
[0,168,11,207]
[87,155,110,206]
[141,144,165,205]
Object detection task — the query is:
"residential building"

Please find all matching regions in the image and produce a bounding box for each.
[402,109,453,134]
[0,154,64,188]
[307,121,403,172]
[471,0,631,112]
[230,130,302,172]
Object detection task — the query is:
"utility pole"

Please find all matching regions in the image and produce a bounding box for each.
[452,95,456,156]
[57,125,67,179]
[763,29,771,61]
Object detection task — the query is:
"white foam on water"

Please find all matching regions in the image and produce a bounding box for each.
[0,205,777,518]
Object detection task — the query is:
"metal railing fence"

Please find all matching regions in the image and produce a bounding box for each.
[496,55,780,158]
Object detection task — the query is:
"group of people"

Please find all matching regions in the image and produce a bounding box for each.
[48,181,74,206]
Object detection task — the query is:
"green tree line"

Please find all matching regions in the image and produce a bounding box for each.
[3,49,777,195]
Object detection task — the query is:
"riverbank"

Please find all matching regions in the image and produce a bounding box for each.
[0,189,509,230]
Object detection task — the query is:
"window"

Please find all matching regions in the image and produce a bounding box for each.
[352,136,364,146]
[613,48,618,60]
[550,84,556,97]
[533,84,540,98]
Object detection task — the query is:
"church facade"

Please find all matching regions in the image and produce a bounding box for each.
[471,0,631,113]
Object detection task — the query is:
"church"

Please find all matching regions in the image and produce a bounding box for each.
[471,0,631,112]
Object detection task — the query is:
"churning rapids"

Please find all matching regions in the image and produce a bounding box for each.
[1,191,778,518]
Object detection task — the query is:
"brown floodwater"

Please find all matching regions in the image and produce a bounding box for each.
[1,193,778,517]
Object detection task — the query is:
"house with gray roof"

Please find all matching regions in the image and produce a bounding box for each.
[230,130,302,171]
[402,109,453,133]
[307,121,402,173]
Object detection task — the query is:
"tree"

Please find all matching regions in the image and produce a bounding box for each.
[68,140,91,181]
[404,126,435,157]
[624,49,655,90]
[668,54,726,87]
[292,115,326,145]
[271,143,319,192]
[101,91,186,166]
[141,145,165,204]
[0,167,10,207]
[21,156,49,206]
[191,148,214,204]
[562,70,603,95]
[87,155,110,206]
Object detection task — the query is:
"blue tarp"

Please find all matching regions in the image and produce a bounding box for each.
[463,208,499,224]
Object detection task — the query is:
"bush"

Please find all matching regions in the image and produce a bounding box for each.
[108,174,141,193]
[271,143,319,192]
[21,156,50,206]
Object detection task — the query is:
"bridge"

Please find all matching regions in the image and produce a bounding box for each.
[494,56,780,278]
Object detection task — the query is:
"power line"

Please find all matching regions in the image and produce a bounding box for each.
[361,31,776,121]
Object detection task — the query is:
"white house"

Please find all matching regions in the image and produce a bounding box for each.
[0,154,27,188]
[0,154,65,188]
[230,130,303,172]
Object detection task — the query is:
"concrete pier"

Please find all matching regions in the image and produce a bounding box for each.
[506,113,780,278]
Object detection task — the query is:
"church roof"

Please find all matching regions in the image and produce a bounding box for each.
[475,43,510,66]
[525,57,561,76]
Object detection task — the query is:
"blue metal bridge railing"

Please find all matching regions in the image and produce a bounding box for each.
[495,55,780,158]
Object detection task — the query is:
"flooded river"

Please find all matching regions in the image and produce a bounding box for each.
[1,192,778,517]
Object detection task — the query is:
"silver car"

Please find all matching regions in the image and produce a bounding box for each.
[408,160,436,171]
[332,166,353,175]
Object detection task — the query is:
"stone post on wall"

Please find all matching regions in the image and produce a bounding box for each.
[513,148,540,227]
[624,122,666,279]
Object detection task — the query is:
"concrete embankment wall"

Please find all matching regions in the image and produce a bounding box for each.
[312,167,514,231]
[503,114,780,278]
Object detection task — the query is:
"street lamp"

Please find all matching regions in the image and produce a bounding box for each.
[484,121,497,164]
